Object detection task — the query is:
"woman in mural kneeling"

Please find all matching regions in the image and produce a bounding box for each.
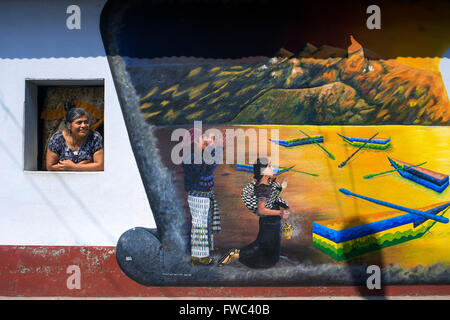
[46,105,104,171]
[182,128,221,266]
[218,158,290,268]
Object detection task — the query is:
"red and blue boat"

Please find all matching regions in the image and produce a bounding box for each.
[388,157,448,193]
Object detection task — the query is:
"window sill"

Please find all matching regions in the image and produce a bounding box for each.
[23,170,105,174]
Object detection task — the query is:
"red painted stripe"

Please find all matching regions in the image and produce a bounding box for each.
[1,245,449,298]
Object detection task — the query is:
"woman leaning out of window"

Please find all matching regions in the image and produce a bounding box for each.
[46,107,104,171]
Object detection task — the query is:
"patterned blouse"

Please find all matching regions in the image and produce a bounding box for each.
[182,149,218,193]
[254,183,274,203]
[48,130,103,163]
[241,178,289,216]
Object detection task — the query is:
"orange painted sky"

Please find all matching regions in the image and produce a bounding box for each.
[394,57,442,71]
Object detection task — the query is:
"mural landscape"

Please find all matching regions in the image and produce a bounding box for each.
[133,36,449,126]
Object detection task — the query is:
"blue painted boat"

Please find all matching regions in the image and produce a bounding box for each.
[235,164,294,175]
[339,188,449,224]
[269,135,323,147]
[337,133,390,150]
[388,157,449,193]
[312,188,449,260]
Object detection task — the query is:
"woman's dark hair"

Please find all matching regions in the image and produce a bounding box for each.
[253,157,269,184]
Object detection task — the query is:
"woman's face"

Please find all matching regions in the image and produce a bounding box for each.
[261,160,274,177]
[70,116,90,137]
[202,133,215,149]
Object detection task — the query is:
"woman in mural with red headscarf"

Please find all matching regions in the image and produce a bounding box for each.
[182,127,221,266]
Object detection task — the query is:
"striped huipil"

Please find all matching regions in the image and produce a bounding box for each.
[182,150,220,258]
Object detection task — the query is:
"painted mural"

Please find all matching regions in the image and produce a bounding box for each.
[100,0,450,286]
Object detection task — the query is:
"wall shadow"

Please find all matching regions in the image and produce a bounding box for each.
[341,218,386,300]
[103,0,450,60]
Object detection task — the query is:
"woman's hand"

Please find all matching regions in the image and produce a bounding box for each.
[57,160,77,171]
[57,160,91,171]
[280,209,290,219]
[281,178,288,189]
[46,147,103,171]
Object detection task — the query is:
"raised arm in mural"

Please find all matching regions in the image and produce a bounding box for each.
[46,105,104,171]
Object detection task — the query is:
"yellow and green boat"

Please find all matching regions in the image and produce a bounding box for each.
[313,189,449,261]
[270,135,323,147]
[337,133,391,150]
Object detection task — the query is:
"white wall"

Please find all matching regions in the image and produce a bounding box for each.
[0,0,155,246]
[441,48,450,100]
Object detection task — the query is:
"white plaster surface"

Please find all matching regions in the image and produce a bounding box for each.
[0,0,155,246]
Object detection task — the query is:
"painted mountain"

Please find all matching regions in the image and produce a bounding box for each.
[128,36,450,126]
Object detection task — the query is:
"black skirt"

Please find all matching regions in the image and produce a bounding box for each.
[238,215,282,269]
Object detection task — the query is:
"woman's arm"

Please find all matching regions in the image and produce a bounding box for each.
[46,149,61,171]
[72,148,104,171]
[257,201,289,219]
[56,149,104,171]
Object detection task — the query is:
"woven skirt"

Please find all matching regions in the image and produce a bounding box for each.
[187,191,220,258]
